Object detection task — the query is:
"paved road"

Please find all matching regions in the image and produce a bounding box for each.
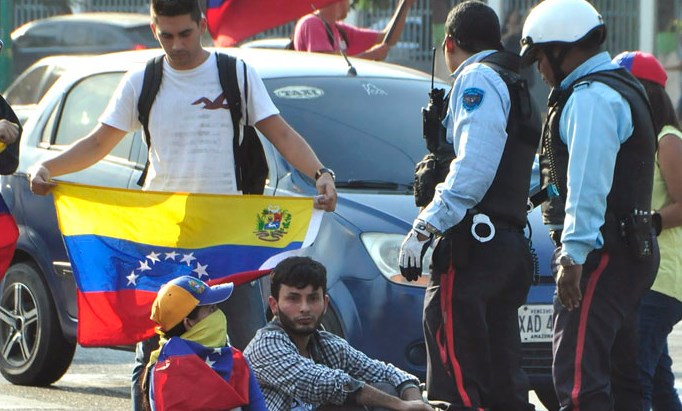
[0,347,133,410]
[2,325,682,410]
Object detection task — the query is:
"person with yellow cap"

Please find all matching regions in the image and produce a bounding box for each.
[141,275,267,411]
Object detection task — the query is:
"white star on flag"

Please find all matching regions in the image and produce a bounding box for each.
[205,357,216,367]
[164,251,178,260]
[213,348,222,355]
[146,251,161,264]
[138,260,151,272]
[193,263,209,278]
[126,271,139,286]
[180,252,196,266]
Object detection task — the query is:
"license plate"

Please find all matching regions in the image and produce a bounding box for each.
[518,304,553,343]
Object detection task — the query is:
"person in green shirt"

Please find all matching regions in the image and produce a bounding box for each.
[614,50,682,411]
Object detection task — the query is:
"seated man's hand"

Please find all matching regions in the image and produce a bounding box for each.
[28,164,57,196]
[0,119,20,147]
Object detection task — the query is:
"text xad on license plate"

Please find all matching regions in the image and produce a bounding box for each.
[518,304,553,343]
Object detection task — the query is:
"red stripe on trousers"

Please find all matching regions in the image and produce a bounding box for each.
[570,253,610,410]
[439,261,474,408]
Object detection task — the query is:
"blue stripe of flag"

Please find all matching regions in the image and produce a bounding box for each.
[64,234,302,293]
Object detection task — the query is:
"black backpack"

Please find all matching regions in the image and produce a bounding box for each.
[136,53,268,194]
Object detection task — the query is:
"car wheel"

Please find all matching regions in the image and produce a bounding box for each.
[0,262,76,386]
[534,387,560,411]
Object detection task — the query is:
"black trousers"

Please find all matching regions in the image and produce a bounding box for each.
[551,242,658,411]
[424,229,535,411]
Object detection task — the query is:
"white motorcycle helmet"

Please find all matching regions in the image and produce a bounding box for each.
[520,0,605,62]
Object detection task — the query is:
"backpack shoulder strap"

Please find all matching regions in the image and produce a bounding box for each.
[136,54,164,187]
[335,24,349,48]
[216,52,245,191]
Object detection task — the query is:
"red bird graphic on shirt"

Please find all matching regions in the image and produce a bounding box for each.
[192,93,230,110]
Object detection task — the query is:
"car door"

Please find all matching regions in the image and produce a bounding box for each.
[11,70,142,320]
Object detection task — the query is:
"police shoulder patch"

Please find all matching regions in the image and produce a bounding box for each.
[462,87,484,112]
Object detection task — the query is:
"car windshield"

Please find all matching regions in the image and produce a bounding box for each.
[265,76,443,190]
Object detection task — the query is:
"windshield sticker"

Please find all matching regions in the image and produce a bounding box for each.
[274,86,324,99]
[362,83,388,96]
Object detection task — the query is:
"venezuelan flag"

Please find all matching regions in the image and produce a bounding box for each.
[53,183,321,346]
[0,194,18,281]
[150,338,266,411]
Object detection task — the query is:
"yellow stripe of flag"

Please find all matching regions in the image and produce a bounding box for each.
[53,183,317,249]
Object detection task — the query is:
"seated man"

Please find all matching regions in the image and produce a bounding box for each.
[244,256,433,411]
[143,275,267,411]
[293,0,415,61]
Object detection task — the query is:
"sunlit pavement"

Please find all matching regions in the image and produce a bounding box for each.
[1,326,681,410]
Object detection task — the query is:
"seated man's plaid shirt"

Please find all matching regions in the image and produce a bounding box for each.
[243,318,420,410]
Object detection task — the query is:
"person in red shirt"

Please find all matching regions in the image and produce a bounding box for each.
[293,0,415,61]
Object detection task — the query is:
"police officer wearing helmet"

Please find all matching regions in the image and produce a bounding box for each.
[520,0,659,410]
[398,1,539,409]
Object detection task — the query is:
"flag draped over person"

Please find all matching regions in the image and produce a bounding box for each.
[150,339,255,411]
[0,194,18,282]
[53,183,321,346]
[206,0,341,46]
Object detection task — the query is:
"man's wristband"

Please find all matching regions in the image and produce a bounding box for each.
[315,167,335,182]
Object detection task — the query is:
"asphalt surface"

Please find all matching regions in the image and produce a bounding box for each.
[2,326,682,410]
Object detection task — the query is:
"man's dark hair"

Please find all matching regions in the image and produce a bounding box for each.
[270,257,327,300]
[445,0,503,53]
[573,27,605,53]
[151,0,202,23]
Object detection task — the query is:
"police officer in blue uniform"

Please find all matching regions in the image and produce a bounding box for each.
[520,1,659,410]
[398,2,539,410]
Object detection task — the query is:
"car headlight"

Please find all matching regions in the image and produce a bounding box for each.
[360,232,432,287]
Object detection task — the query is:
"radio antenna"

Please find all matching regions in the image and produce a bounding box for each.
[430,47,436,90]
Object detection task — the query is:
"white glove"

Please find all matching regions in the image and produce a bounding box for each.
[399,229,432,281]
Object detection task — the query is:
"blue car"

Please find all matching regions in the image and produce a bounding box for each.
[0,48,557,409]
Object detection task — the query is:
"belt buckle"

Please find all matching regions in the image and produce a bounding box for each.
[471,213,495,243]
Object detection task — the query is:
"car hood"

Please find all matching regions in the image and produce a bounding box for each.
[333,192,419,234]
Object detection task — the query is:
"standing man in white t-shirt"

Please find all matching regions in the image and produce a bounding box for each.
[27,0,337,409]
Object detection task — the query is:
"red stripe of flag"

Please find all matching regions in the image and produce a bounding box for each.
[207,269,270,287]
[206,0,342,46]
[0,195,18,282]
[77,290,157,346]
[77,270,271,346]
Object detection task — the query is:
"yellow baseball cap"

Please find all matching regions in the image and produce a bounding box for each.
[151,276,234,331]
